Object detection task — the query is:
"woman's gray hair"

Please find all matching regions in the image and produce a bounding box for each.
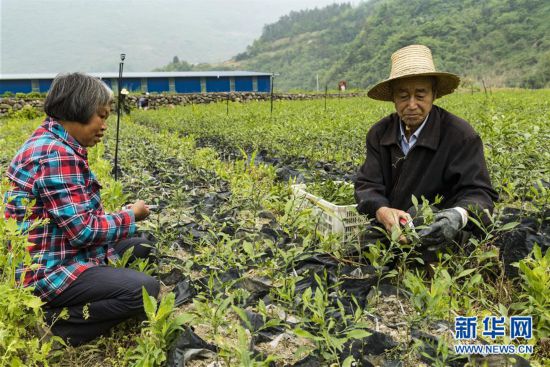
[44,72,113,123]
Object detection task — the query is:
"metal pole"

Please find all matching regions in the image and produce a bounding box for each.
[316,74,319,92]
[324,84,328,112]
[270,73,274,115]
[113,53,125,181]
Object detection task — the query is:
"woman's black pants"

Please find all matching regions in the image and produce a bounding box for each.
[43,237,160,346]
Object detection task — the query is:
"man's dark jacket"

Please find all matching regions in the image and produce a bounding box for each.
[354,105,498,223]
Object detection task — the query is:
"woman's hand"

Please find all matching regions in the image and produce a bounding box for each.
[129,200,150,221]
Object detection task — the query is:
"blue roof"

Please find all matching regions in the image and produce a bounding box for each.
[0,71,272,80]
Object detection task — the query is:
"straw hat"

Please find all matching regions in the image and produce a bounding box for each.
[367,44,460,101]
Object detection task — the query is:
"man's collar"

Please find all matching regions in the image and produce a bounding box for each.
[43,117,88,157]
[381,105,441,151]
[399,113,429,142]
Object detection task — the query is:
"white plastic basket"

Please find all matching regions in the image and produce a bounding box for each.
[291,183,370,243]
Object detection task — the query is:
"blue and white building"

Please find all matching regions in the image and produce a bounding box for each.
[0,71,272,94]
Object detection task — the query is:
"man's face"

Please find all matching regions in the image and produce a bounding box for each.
[392,76,435,129]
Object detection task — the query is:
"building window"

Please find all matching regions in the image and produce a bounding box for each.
[169,78,176,93]
[200,77,206,93]
[252,77,258,92]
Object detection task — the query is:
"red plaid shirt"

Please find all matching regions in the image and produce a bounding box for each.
[4,118,135,302]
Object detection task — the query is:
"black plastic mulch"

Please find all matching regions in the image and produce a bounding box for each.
[497,207,550,278]
[166,326,218,367]
[238,310,286,344]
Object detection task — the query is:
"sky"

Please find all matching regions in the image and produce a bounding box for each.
[0,0,363,74]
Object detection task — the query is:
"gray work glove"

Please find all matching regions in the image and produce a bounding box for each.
[418,208,463,247]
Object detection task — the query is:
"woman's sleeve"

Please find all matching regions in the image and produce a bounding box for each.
[34,151,135,247]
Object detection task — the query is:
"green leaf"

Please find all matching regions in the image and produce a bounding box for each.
[142,286,157,319]
[456,268,476,279]
[293,328,322,341]
[232,305,253,331]
[302,287,313,303]
[391,227,401,242]
[499,222,520,231]
[532,243,542,260]
[242,241,254,257]
[411,195,418,207]
[172,313,194,326]
[342,356,356,367]
[10,356,23,367]
[156,293,175,321]
[26,296,44,311]
[264,319,283,329]
[346,328,371,340]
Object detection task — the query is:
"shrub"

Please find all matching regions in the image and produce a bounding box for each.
[0,178,61,366]
[9,105,42,120]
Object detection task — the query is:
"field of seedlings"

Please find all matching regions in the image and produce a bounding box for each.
[0,91,549,367]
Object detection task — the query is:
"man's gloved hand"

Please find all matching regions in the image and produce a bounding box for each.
[418,208,464,247]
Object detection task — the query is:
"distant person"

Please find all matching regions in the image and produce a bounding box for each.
[354,44,498,255]
[138,92,150,110]
[4,72,158,346]
[338,80,347,91]
[120,88,131,114]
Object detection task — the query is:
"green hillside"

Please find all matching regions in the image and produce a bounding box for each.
[157,0,550,91]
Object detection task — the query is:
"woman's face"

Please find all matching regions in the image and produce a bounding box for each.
[68,105,110,147]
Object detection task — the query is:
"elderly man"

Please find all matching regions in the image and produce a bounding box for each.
[355,44,498,248]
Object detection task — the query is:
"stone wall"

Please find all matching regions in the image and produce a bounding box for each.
[0,98,44,116]
[125,91,366,108]
[0,92,366,117]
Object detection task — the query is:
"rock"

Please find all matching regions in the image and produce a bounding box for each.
[0,92,367,118]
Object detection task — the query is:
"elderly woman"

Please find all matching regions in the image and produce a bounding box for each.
[4,72,159,346]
